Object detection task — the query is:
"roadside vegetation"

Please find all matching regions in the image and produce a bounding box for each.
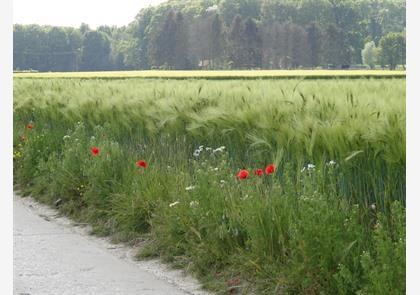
[13,69,406,79]
[13,78,405,294]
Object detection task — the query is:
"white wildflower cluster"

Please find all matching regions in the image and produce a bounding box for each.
[301,163,316,173]
[241,194,250,201]
[193,145,204,157]
[193,145,226,158]
[189,200,199,209]
[213,146,226,154]
[185,185,196,191]
[169,201,180,208]
[326,160,337,167]
[63,135,70,140]
[300,195,310,201]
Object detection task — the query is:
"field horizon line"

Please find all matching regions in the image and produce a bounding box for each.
[13,69,406,80]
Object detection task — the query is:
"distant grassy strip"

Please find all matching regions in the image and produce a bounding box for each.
[13,70,406,79]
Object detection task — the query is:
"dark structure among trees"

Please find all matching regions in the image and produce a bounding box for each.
[13,0,406,72]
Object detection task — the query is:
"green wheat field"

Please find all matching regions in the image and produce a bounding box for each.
[13,76,405,294]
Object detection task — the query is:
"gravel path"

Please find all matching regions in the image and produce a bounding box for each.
[13,194,210,295]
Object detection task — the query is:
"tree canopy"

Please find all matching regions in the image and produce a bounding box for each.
[13,0,406,71]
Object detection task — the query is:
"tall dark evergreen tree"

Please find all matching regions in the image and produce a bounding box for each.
[209,13,225,68]
[13,25,26,71]
[261,21,285,69]
[150,10,177,68]
[80,31,111,71]
[261,23,274,68]
[306,22,323,67]
[242,17,262,68]
[289,24,308,68]
[279,23,293,69]
[228,15,245,68]
[368,16,382,44]
[323,24,345,66]
[173,12,190,69]
[129,8,155,69]
[46,27,70,71]
[67,29,83,71]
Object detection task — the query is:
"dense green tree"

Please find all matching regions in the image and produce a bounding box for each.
[227,15,245,68]
[23,25,48,71]
[260,0,297,24]
[14,25,86,72]
[128,7,156,69]
[173,12,190,69]
[97,25,131,70]
[209,14,225,68]
[150,10,177,68]
[289,24,308,68]
[378,31,406,70]
[367,15,383,44]
[242,17,262,68]
[306,22,323,67]
[79,23,90,35]
[188,16,210,68]
[80,31,111,71]
[46,27,71,71]
[219,0,261,26]
[323,24,347,67]
[261,22,277,68]
[13,25,26,71]
[97,25,112,36]
[67,28,83,71]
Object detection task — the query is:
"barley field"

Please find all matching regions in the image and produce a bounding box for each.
[13,77,405,294]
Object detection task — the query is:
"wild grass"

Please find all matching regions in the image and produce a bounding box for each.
[13,78,405,294]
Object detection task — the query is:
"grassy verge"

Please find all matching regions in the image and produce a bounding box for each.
[13,69,406,79]
[13,78,405,294]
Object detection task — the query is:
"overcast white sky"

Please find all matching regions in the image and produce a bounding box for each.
[13,0,167,28]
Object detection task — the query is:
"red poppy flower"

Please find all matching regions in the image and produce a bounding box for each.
[254,169,264,176]
[237,169,249,179]
[27,123,33,130]
[265,164,276,175]
[136,160,148,168]
[91,146,100,156]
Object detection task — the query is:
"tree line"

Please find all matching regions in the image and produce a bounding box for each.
[13,0,406,72]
